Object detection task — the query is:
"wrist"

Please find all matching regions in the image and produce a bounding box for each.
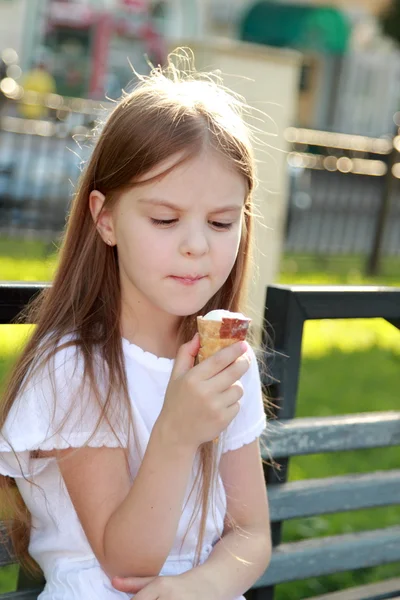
[152,416,198,457]
[183,562,225,599]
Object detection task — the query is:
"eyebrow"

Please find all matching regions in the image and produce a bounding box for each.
[138,198,244,213]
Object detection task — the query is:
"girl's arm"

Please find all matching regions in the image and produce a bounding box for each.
[56,420,197,579]
[111,438,272,599]
[192,438,272,598]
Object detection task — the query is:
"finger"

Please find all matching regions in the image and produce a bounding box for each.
[221,381,244,408]
[212,399,240,443]
[134,583,159,600]
[197,341,249,379]
[112,575,155,593]
[219,394,241,427]
[134,588,158,600]
[210,354,250,392]
[171,333,201,379]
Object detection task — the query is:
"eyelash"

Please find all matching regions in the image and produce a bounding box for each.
[150,218,233,230]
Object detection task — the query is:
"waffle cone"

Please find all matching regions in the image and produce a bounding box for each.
[196,316,251,362]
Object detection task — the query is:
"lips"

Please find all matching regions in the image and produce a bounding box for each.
[171,275,205,281]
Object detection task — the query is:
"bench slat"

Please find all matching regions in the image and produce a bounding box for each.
[0,282,48,325]
[268,470,400,521]
[254,526,400,587]
[0,524,14,568]
[262,412,400,459]
[0,551,13,568]
[0,591,42,600]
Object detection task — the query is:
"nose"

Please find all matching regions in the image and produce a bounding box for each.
[179,225,209,257]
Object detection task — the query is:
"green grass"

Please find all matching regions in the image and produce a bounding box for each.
[0,566,18,594]
[0,237,59,282]
[0,239,400,597]
[280,253,400,287]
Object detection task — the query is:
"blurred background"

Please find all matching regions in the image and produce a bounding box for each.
[0,1,399,599]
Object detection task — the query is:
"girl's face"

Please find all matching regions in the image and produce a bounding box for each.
[92,150,247,322]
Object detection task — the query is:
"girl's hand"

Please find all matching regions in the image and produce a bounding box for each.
[112,572,215,599]
[157,333,251,450]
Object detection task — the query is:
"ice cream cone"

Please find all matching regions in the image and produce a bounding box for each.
[196,313,251,363]
[196,311,251,444]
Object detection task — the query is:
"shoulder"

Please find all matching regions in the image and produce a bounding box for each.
[0,334,127,472]
[15,333,110,422]
[22,333,85,396]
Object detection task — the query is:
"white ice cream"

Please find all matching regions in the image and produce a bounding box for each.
[202,309,249,321]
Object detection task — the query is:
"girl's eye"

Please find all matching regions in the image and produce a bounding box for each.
[150,218,233,230]
[151,219,177,226]
[211,221,233,230]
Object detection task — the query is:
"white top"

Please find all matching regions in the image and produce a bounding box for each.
[0,335,267,600]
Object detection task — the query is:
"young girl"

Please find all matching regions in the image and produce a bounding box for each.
[0,50,271,599]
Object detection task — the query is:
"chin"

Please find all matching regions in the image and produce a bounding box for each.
[166,300,209,317]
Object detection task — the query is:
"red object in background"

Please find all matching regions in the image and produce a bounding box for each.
[48,1,96,28]
[121,0,148,12]
[89,12,113,98]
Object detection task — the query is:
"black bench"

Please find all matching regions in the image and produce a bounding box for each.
[0,283,399,600]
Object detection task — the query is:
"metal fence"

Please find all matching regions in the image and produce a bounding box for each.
[285,128,400,270]
[287,169,400,254]
[332,49,400,138]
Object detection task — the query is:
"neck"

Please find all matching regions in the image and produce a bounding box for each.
[120,293,182,360]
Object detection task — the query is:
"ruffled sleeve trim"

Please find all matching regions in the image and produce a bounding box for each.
[0,429,127,479]
[222,414,267,453]
[0,429,126,454]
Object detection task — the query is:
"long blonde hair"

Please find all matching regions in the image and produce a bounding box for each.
[0,50,257,577]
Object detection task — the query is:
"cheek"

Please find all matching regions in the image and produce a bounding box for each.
[127,224,173,271]
[213,230,242,274]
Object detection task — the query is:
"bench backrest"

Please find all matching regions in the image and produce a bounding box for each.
[248,285,400,600]
[256,412,400,591]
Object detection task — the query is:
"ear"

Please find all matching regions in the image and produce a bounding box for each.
[89,190,115,246]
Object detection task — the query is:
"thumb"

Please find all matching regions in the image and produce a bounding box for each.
[172,332,200,379]
[112,575,155,593]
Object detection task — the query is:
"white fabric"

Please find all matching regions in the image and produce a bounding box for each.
[0,336,267,599]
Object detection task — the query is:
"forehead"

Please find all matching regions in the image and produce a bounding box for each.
[131,151,247,208]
